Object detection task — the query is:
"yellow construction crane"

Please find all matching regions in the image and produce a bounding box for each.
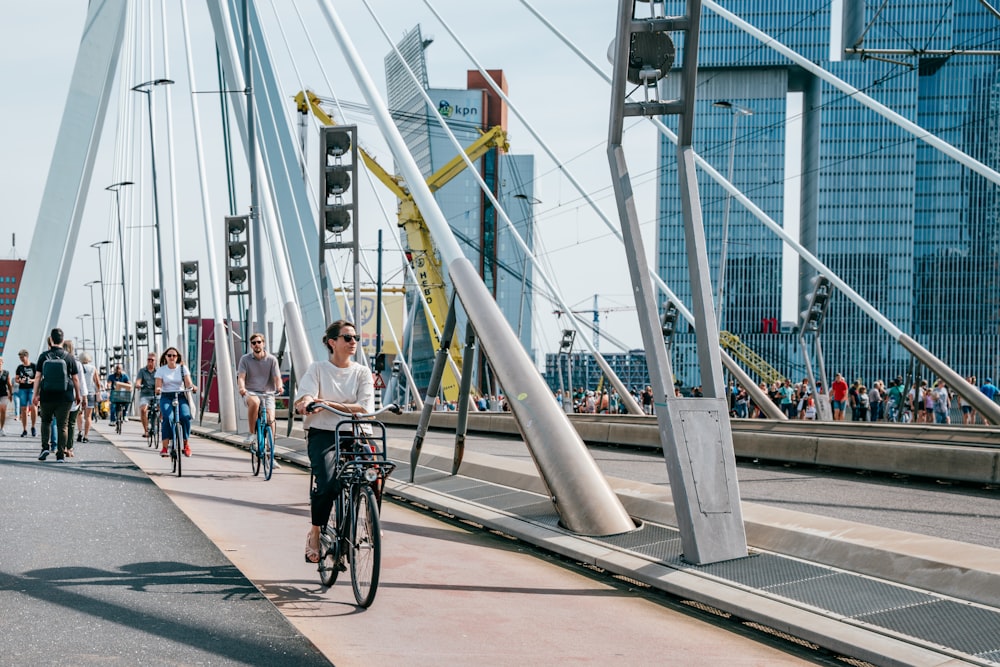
[296,90,510,401]
[719,331,785,386]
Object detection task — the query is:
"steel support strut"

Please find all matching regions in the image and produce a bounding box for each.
[607,0,747,564]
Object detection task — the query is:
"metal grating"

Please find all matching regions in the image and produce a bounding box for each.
[600,522,678,550]
[768,572,935,617]
[858,600,1000,656]
[690,552,830,590]
[394,458,1000,665]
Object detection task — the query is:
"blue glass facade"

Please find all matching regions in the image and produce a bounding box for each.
[657,0,1000,388]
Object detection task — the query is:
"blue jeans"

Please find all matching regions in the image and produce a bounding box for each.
[159,394,192,441]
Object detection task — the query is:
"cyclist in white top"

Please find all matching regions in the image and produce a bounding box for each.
[294,319,373,564]
[154,346,198,458]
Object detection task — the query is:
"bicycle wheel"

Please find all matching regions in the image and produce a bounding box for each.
[115,406,123,435]
[262,424,274,481]
[350,485,382,607]
[251,425,261,477]
[173,422,184,477]
[318,486,343,587]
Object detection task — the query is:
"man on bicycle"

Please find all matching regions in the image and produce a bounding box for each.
[237,333,284,445]
[135,353,158,438]
[106,363,130,424]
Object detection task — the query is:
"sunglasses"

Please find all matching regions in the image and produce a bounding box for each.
[338,334,361,343]
[250,340,264,345]
[166,353,178,358]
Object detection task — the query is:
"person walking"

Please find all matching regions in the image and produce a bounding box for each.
[237,332,284,445]
[155,347,198,458]
[135,353,158,438]
[61,339,87,457]
[77,352,100,442]
[933,380,951,425]
[15,349,37,438]
[293,320,373,564]
[32,328,81,461]
[830,373,849,421]
[0,357,12,436]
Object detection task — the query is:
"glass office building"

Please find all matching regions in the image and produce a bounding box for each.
[385,26,536,397]
[657,0,1000,389]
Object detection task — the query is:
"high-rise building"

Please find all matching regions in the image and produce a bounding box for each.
[0,259,27,356]
[385,26,536,397]
[657,0,1000,388]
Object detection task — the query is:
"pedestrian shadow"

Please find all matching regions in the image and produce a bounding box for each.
[4,563,329,665]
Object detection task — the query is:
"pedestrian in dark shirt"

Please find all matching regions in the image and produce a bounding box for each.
[32,328,81,461]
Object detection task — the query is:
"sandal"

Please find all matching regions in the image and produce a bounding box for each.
[305,531,320,563]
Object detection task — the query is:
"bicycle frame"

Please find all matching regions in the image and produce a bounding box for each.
[161,388,193,477]
[247,391,276,480]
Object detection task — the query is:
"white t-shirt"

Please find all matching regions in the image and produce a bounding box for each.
[155,364,190,393]
[295,359,373,432]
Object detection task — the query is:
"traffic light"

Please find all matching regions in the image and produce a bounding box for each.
[319,126,357,237]
[112,345,123,362]
[661,301,679,344]
[135,320,148,343]
[181,261,200,314]
[800,275,832,333]
[151,289,163,335]
[225,215,250,296]
[558,329,576,354]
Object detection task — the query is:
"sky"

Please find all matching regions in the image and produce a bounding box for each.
[0,0,663,364]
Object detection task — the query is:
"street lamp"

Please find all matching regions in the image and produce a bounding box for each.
[90,241,112,369]
[106,180,134,371]
[712,100,754,332]
[76,314,91,357]
[132,78,174,348]
[84,281,101,368]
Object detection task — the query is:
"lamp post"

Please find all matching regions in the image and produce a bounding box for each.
[90,241,112,369]
[106,181,134,372]
[76,314,91,357]
[132,78,174,348]
[84,281,101,369]
[712,100,753,332]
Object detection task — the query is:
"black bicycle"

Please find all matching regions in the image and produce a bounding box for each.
[110,389,132,435]
[307,402,399,607]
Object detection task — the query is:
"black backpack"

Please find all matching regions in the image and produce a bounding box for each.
[41,350,71,393]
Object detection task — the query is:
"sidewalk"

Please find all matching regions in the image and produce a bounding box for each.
[83,421,820,666]
[195,416,1000,667]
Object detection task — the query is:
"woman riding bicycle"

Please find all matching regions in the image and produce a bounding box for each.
[155,347,198,458]
[294,319,373,564]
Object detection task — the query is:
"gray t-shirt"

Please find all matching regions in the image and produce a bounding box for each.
[237,352,281,393]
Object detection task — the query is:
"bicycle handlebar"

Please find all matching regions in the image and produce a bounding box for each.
[303,402,401,419]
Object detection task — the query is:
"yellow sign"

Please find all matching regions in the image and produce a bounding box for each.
[334,293,404,357]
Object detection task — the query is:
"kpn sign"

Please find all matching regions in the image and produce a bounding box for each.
[429,89,482,121]
[333,293,404,356]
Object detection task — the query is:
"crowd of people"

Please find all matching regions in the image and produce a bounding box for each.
[722,373,999,424]
[535,373,1000,425]
[5,327,204,462]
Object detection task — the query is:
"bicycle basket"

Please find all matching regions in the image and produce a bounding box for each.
[110,389,132,404]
